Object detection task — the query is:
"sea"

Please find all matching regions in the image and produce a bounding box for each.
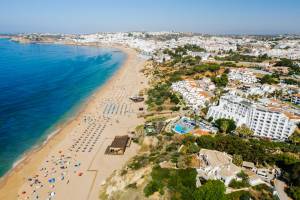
[0,38,125,177]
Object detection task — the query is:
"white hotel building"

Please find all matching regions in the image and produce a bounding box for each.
[207,95,300,141]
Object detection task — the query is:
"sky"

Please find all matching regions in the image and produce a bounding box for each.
[0,0,299,34]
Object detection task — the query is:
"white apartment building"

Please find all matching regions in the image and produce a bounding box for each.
[207,95,300,141]
[228,69,258,84]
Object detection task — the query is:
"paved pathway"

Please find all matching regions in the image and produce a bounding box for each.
[274,179,292,200]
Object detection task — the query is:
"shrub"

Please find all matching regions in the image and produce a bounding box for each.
[170,94,180,104]
[171,106,180,111]
[233,154,243,166]
[226,190,252,200]
[144,181,163,197]
[229,179,250,189]
[126,182,137,189]
[287,186,300,200]
[128,155,149,170]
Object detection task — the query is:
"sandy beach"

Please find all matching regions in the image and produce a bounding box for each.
[0,43,147,200]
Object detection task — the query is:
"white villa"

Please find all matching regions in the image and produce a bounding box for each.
[172,79,214,111]
[291,94,300,105]
[247,84,277,96]
[228,68,258,84]
[197,149,241,186]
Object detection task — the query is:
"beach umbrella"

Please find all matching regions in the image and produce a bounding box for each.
[48,178,56,183]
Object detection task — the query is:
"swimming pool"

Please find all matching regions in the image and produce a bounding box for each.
[172,117,195,134]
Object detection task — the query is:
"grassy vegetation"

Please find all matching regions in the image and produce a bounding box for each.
[259,74,279,84]
[183,44,206,52]
[146,83,171,106]
[227,184,276,200]
[193,63,220,73]
[144,166,197,199]
[282,78,300,86]
[145,83,183,111]
[215,53,270,63]
[275,58,300,75]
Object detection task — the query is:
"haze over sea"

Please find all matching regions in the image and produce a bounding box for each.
[0,38,125,177]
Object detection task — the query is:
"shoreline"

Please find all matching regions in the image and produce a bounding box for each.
[0,42,126,181]
[0,41,146,199]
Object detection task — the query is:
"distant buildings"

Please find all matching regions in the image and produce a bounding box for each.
[17,32,300,59]
[207,94,300,141]
[228,68,258,84]
[187,51,212,61]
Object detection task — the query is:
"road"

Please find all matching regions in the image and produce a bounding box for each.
[274,179,292,200]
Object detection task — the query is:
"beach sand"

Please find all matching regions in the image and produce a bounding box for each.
[0,44,147,200]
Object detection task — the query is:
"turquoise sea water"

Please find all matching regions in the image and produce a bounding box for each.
[0,39,125,177]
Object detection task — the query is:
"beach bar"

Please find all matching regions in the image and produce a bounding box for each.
[105,135,131,155]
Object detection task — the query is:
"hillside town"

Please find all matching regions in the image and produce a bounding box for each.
[9,32,300,200]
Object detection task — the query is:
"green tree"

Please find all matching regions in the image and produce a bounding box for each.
[289,131,300,145]
[235,125,254,138]
[272,89,283,98]
[233,154,243,166]
[193,180,226,200]
[214,118,236,133]
[143,181,162,197]
[275,58,295,67]
[211,74,228,87]
[187,142,200,154]
[287,186,300,200]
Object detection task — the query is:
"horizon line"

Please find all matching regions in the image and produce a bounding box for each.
[1,31,300,37]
